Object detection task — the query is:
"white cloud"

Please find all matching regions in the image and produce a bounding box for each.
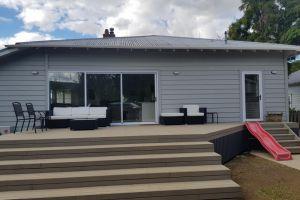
[0,16,12,23]
[0,31,55,49]
[0,0,242,38]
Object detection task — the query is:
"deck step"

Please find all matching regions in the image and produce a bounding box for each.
[0,180,242,200]
[0,165,230,192]
[264,128,290,135]
[278,140,300,147]
[286,146,300,154]
[261,122,284,128]
[0,134,210,149]
[0,152,221,175]
[0,142,213,160]
[272,134,295,140]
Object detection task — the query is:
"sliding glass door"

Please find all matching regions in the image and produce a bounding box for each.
[86,74,121,123]
[122,74,156,123]
[85,73,157,124]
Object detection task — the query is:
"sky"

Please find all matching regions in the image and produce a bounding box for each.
[0,0,243,49]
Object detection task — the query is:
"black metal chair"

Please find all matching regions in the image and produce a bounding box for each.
[12,102,29,133]
[26,103,47,133]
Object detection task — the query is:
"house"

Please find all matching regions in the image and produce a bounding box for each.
[288,70,300,110]
[0,33,299,129]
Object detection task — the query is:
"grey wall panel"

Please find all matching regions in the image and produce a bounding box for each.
[46,49,287,122]
[0,52,46,127]
[0,48,288,126]
[289,86,300,110]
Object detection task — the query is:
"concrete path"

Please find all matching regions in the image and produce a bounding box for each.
[251,150,300,171]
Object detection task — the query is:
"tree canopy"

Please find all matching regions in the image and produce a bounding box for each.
[228,0,300,45]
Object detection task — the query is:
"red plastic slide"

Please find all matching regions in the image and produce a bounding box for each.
[245,122,292,161]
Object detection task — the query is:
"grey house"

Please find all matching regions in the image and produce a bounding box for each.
[289,70,300,110]
[0,35,299,127]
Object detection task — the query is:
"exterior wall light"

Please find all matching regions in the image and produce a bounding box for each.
[32,71,39,75]
[271,70,277,75]
[173,71,180,76]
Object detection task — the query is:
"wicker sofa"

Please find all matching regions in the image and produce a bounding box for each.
[180,105,207,124]
[46,107,111,128]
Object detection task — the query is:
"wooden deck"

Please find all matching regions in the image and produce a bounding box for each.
[0,123,245,200]
[1,123,244,141]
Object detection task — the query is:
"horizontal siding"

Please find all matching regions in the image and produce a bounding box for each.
[46,49,286,123]
[0,52,46,128]
[0,48,287,126]
[289,86,300,110]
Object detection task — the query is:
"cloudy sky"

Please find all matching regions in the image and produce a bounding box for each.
[0,0,242,48]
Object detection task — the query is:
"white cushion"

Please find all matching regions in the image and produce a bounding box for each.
[89,107,107,117]
[183,105,200,114]
[71,107,89,116]
[187,112,204,117]
[50,115,72,120]
[161,113,184,117]
[87,115,106,119]
[53,107,72,116]
[71,115,91,119]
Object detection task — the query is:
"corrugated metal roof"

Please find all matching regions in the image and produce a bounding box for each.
[289,70,300,85]
[5,35,300,52]
[0,48,20,58]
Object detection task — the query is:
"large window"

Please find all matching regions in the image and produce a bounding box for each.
[49,72,84,109]
[48,72,157,124]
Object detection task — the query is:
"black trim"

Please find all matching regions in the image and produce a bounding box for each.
[210,130,251,164]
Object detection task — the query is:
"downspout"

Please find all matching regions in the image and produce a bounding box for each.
[44,49,49,110]
[283,51,289,122]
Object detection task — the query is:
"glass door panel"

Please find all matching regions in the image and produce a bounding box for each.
[86,74,121,123]
[122,74,156,123]
[244,73,262,120]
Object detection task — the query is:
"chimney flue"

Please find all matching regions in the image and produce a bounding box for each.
[109,28,115,37]
[103,29,110,38]
[103,28,116,38]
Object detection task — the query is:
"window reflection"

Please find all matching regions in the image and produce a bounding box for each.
[87,74,121,123]
[49,72,84,109]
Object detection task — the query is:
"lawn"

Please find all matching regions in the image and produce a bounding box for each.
[226,153,300,200]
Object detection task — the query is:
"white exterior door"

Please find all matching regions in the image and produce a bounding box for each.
[242,71,263,121]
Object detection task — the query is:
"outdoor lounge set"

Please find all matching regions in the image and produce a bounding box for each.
[47,107,111,129]
[13,102,209,132]
[160,105,208,125]
[12,103,112,132]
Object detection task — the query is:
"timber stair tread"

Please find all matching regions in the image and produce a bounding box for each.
[0,180,241,200]
[0,165,229,182]
[0,152,221,166]
[0,141,212,153]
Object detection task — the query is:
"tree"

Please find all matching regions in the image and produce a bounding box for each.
[228,0,300,45]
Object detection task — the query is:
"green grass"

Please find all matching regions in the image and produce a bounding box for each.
[257,182,297,200]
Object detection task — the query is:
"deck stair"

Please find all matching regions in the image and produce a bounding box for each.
[0,132,242,199]
[262,122,300,154]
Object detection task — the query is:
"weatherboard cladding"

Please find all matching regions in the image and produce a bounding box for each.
[0,47,287,127]
[288,70,300,86]
[289,86,300,110]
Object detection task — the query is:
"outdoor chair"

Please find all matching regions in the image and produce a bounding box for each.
[26,103,47,133]
[180,105,207,124]
[12,102,29,133]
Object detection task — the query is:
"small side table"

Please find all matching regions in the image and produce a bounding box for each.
[207,112,219,123]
